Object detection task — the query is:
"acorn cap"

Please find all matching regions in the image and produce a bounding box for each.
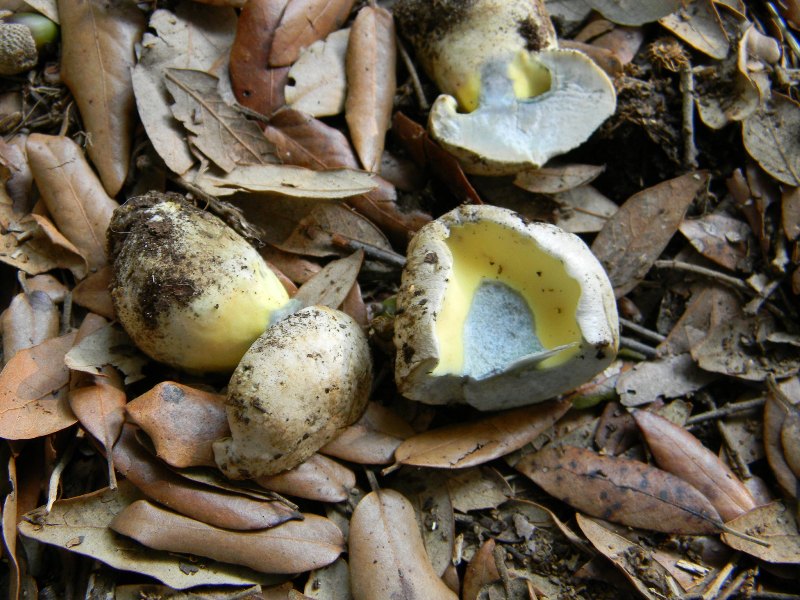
[394,204,619,411]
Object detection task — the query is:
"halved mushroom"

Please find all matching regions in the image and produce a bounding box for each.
[394,0,617,175]
[394,204,619,411]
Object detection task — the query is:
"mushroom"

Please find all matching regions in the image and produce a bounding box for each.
[394,204,619,411]
[214,306,372,479]
[394,0,616,175]
[0,12,58,76]
[108,192,294,373]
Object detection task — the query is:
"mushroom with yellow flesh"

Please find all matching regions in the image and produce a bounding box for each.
[394,204,618,411]
[393,0,617,175]
[108,192,294,373]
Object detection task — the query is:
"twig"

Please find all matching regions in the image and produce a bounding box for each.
[46,430,84,513]
[686,397,765,425]
[397,37,429,111]
[619,317,666,344]
[701,557,736,600]
[654,260,750,294]
[619,335,658,358]
[766,2,800,63]
[331,233,407,268]
[680,64,698,169]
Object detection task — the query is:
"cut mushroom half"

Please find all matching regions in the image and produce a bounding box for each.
[395,0,617,175]
[394,204,619,411]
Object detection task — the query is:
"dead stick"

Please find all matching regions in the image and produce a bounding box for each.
[681,64,698,169]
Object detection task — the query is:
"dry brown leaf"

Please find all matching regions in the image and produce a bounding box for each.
[595,400,640,455]
[462,538,500,600]
[26,134,118,272]
[586,0,681,25]
[349,489,458,600]
[292,250,363,310]
[304,557,350,599]
[617,353,716,407]
[764,379,800,497]
[0,331,78,440]
[592,25,644,65]
[781,410,800,480]
[256,453,355,503]
[111,499,344,574]
[113,425,299,530]
[391,399,572,470]
[722,502,800,563]
[513,164,604,194]
[133,4,238,176]
[678,213,754,272]
[18,482,272,589]
[126,382,229,469]
[576,514,679,600]
[659,0,729,59]
[783,186,800,241]
[72,266,115,319]
[3,454,20,600]
[553,185,618,234]
[58,0,146,196]
[632,409,756,521]
[591,171,709,298]
[269,0,355,67]
[1,291,59,365]
[230,0,291,116]
[164,69,277,172]
[321,401,415,465]
[517,445,723,534]
[286,28,349,117]
[743,93,800,187]
[64,322,147,385]
[444,467,512,513]
[345,6,396,172]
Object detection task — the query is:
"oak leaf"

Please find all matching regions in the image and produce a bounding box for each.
[286,29,349,117]
[256,454,355,503]
[269,0,355,67]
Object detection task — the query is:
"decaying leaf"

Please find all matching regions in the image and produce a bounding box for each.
[659,0,729,59]
[126,382,229,469]
[164,69,277,172]
[632,409,756,521]
[64,323,147,385]
[348,489,458,600]
[26,134,119,272]
[113,425,299,531]
[781,410,800,480]
[304,557,350,599]
[743,93,800,187]
[345,6,397,172]
[585,0,681,25]
[1,291,59,365]
[18,482,273,589]
[269,0,355,67]
[286,29,349,117]
[132,4,238,176]
[444,467,512,513]
[617,353,716,407]
[111,500,344,574]
[256,454,355,503]
[321,401,415,465]
[0,331,78,440]
[462,538,500,600]
[391,399,572,470]
[591,172,709,297]
[517,445,723,534]
[764,379,800,497]
[0,212,88,279]
[292,250,363,310]
[58,0,146,196]
[554,185,618,234]
[722,502,800,563]
[576,514,679,600]
[72,267,115,319]
[678,213,754,272]
[514,164,605,194]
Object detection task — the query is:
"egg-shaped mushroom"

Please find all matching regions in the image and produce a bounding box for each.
[108,192,292,373]
[214,306,373,479]
[394,204,618,411]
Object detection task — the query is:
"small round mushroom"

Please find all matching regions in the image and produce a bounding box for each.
[394,0,616,175]
[108,192,292,373]
[394,204,619,411]
[213,306,373,479]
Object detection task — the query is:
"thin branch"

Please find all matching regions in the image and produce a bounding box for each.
[686,397,765,425]
[620,317,666,344]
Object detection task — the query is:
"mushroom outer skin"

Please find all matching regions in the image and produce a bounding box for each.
[108,192,291,373]
[214,306,373,479]
[394,0,616,175]
[394,204,619,411]
[0,23,38,76]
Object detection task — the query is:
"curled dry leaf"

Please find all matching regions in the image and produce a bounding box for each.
[0,331,78,440]
[591,171,709,298]
[659,0,729,59]
[462,538,500,600]
[132,4,238,176]
[292,250,364,310]
[513,164,605,195]
[256,453,356,503]
[743,93,800,187]
[111,500,344,574]
[72,266,115,319]
[781,411,800,480]
[722,502,800,563]
[516,445,723,534]
[269,0,355,67]
[113,425,299,530]
[229,0,290,116]
[678,213,754,272]
[345,6,397,172]
[286,28,349,117]
[764,379,800,497]
[18,482,272,589]
[26,134,119,272]
[321,401,415,465]
[349,489,458,600]
[632,409,756,521]
[576,514,679,600]
[391,399,572,470]
[1,291,59,365]
[58,0,146,196]
[64,323,147,385]
[586,0,681,25]
[126,382,229,469]
[553,185,618,234]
